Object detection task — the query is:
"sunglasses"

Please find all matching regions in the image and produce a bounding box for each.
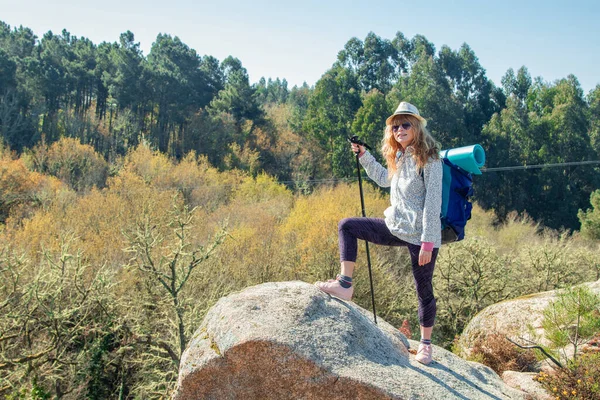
[392,122,412,132]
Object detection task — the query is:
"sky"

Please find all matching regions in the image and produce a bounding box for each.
[1,0,599,94]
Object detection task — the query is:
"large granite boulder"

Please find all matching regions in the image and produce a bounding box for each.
[174,281,526,399]
[456,280,600,357]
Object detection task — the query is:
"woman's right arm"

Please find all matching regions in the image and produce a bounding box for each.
[358,151,391,188]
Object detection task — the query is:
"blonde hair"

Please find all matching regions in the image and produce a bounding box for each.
[382,114,440,177]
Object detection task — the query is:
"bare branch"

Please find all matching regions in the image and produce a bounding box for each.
[134,335,179,366]
[0,333,19,343]
[505,336,563,368]
[0,344,56,370]
[176,230,227,295]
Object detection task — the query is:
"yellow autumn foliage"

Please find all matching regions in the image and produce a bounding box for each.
[25,137,108,191]
[0,156,67,224]
[276,183,389,283]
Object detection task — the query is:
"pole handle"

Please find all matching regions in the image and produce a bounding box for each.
[347,135,372,151]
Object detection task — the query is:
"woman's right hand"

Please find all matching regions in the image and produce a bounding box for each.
[351,142,366,157]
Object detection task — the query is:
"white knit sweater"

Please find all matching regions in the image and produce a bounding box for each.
[359,148,443,248]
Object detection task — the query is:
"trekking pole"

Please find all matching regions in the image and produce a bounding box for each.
[347,136,377,324]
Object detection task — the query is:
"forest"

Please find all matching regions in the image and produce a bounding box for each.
[1,21,600,398]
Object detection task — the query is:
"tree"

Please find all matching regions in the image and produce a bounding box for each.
[65,35,97,115]
[0,155,59,223]
[578,189,600,240]
[102,31,144,113]
[255,77,289,104]
[390,31,412,74]
[303,65,362,177]
[390,52,466,149]
[529,76,597,229]
[336,37,364,77]
[0,26,38,150]
[480,74,598,230]
[478,96,534,220]
[501,66,532,103]
[95,32,146,154]
[0,241,118,398]
[255,76,268,104]
[122,198,226,391]
[542,286,600,363]
[588,85,600,157]
[208,56,263,130]
[435,239,515,343]
[407,34,436,64]
[0,50,25,148]
[146,34,209,153]
[0,21,41,151]
[287,82,311,133]
[336,33,398,93]
[199,55,224,101]
[0,48,17,91]
[30,137,108,191]
[351,89,388,158]
[438,43,502,144]
[0,22,37,59]
[94,41,114,120]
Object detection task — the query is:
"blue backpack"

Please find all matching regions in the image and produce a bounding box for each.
[440,158,473,243]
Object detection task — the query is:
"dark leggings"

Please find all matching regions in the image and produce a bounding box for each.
[338,217,438,328]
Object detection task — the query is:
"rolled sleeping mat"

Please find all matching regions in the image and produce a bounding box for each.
[439,144,486,175]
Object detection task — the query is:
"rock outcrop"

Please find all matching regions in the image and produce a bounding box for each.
[456,280,600,357]
[174,281,527,399]
[501,371,552,400]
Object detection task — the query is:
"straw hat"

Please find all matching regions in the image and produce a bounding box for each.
[386,101,427,127]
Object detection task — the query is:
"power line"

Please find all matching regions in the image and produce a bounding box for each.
[481,160,600,172]
[281,160,600,183]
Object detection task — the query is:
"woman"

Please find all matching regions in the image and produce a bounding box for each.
[315,101,443,365]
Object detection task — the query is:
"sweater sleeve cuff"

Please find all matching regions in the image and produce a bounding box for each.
[421,242,434,252]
